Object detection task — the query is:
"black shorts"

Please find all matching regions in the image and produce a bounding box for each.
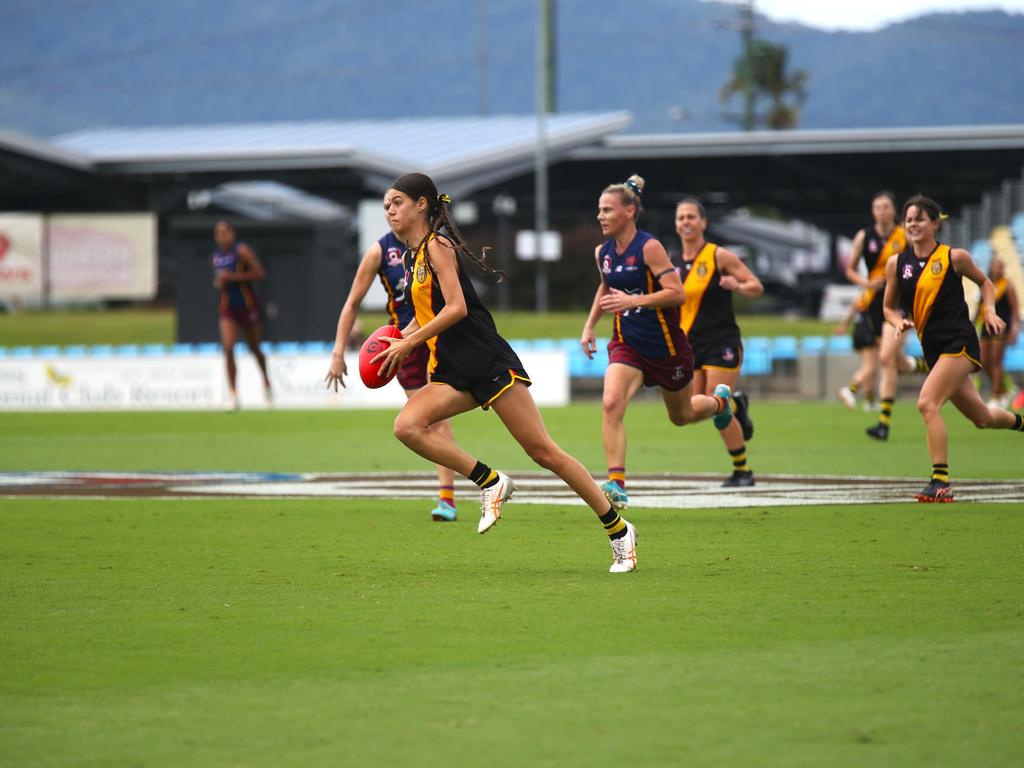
[922,332,981,372]
[864,293,885,341]
[691,336,743,371]
[852,312,877,350]
[430,366,532,409]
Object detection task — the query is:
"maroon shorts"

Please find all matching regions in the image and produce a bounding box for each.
[397,343,430,390]
[608,337,694,392]
[219,305,262,328]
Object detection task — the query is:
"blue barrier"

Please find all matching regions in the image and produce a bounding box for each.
[772,336,798,360]
[800,336,826,355]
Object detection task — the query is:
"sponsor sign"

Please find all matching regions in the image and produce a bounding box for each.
[0,349,569,411]
[0,214,44,301]
[48,214,157,301]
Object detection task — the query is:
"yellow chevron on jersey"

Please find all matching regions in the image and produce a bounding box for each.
[978,276,1009,321]
[994,276,1008,303]
[409,236,440,373]
[647,269,676,356]
[859,225,907,309]
[678,242,716,334]
[913,244,951,338]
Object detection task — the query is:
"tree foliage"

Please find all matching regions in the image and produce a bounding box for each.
[721,39,809,130]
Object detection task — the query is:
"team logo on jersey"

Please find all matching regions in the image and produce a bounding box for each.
[615,265,623,272]
[601,257,612,274]
[415,263,427,283]
[386,247,403,266]
[931,260,943,275]
[903,264,915,279]
[723,347,735,362]
[697,263,708,278]
[625,256,636,266]
[869,240,879,253]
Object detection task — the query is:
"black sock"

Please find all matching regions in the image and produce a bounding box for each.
[598,507,627,539]
[469,461,498,488]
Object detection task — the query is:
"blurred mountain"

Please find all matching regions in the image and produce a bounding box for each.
[1,0,1022,138]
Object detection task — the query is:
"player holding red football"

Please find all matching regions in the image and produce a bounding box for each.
[325,230,459,522]
[364,171,640,572]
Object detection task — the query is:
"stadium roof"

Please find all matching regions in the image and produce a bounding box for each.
[572,124,1024,160]
[49,112,633,196]
[3,117,1023,229]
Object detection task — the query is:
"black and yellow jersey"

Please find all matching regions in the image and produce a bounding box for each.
[896,243,977,366]
[674,242,740,344]
[407,235,523,385]
[855,225,907,312]
[979,276,1013,338]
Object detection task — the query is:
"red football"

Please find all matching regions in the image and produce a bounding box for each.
[359,324,402,388]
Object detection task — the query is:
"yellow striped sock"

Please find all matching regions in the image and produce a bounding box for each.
[729,446,748,472]
[879,399,894,426]
[439,486,455,506]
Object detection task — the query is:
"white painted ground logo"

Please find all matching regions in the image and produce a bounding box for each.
[2,471,1022,507]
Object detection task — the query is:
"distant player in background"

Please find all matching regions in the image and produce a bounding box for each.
[673,197,762,487]
[580,176,732,512]
[833,300,878,410]
[325,230,459,522]
[211,221,272,410]
[837,192,925,439]
[978,258,1019,408]
[883,195,1024,502]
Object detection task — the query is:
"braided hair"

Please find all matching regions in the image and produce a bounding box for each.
[390,172,504,281]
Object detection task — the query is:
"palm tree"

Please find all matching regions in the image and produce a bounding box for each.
[720,40,808,130]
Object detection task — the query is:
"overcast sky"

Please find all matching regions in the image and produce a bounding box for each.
[746,0,1024,30]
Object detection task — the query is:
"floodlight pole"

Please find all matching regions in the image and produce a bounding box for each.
[534,0,555,313]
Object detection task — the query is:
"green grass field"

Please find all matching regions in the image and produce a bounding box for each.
[0,307,835,347]
[2,403,1023,766]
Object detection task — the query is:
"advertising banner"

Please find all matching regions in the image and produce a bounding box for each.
[47,213,157,301]
[0,213,45,302]
[0,349,569,411]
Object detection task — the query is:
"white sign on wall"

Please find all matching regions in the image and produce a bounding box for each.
[516,230,562,262]
[0,349,569,411]
[48,214,157,301]
[0,213,44,302]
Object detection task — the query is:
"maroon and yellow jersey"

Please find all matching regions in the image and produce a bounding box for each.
[600,230,685,358]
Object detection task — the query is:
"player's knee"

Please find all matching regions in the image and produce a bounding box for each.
[525,440,560,470]
[668,412,691,427]
[602,393,626,419]
[916,397,940,419]
[393,413,420,446]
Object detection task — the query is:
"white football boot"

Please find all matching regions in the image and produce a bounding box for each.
[477,471,515,534]
[608,520,638,573]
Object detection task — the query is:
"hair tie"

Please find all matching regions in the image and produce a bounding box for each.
[624,179,642,196]
[438,193,452,206]
[939,212,949,221]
